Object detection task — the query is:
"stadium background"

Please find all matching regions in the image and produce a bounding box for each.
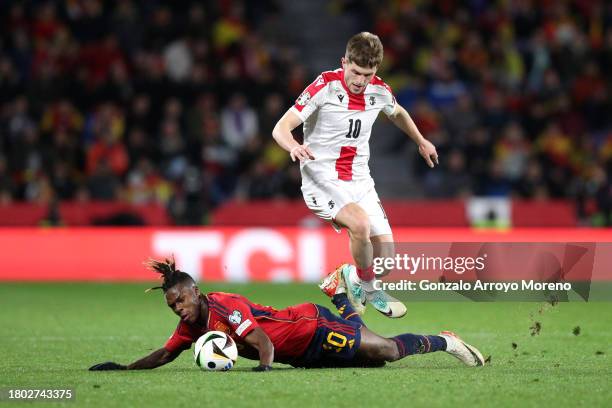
[1,2,611,407]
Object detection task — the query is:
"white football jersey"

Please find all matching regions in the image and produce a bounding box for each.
[290,68,396,184]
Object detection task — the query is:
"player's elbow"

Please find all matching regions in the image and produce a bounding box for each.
[272,119,292,142]
[271,122,283,142]
[272,110,302,143]
[160,348,180,365]
[388,105,406,121]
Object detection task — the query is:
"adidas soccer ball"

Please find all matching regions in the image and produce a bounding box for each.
[193,331,238,371]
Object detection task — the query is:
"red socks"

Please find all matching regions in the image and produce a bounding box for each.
[356,265,375,281]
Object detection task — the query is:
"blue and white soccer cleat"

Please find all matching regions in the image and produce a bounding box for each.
[338,264,367,315]
[364,286,407,318]
[439,331,485,367]
[323,264,408,318]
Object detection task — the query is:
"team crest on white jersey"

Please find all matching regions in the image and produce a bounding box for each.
[296,91,311,106]
[369,96,376,105]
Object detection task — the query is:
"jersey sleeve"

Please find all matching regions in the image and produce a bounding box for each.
[382,88,397,116]
[290,74,329,122]
[164,321,195,353]
[215,296,260,339]
[382,95,397,116]
[381,84,397,116]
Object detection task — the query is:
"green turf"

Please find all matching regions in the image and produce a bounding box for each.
[1,283,610,407]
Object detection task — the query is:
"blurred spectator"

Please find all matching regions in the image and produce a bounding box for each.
[0,155,15,201]
[441,94,480,142]
[87,160,120,201]
[51,160,77,200]
[427,66,468,109]
[158,119,187,180]
[164,38,193,82]
[86,129,129,177]
[495,122,530,182]
[126,158,170,205]
[220,93,258,150]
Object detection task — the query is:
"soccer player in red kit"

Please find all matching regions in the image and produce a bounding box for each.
[272,32,439,318]
[89,259,483,371]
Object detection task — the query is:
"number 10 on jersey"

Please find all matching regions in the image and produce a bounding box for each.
[346,119,361,139]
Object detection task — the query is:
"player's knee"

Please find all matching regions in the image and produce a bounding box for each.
[367,339,399,362]
[384,340,401,362]
[349,218,370,241]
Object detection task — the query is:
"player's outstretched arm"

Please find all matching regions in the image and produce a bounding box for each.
[89,347,181,371]
[272,109,314,162]
[388,104,438,168]
[243,327,275,371]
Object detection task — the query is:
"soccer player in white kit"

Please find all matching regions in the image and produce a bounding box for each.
[272,32,438,318]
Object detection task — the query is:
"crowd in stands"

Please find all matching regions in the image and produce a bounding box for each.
[1,1,610,225]
[364,0,612,225]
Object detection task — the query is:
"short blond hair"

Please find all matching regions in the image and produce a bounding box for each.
[345,32,384,68]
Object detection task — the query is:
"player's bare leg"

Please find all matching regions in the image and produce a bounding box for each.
[335,203,373,271]
[371,234,395,277]
[370,234,406,317]
[355,327,400,362]
[356,326,485,367]
[333,203,374,313]
[333,203,406,318]
[333,203,370,311]
[321,273,482,368]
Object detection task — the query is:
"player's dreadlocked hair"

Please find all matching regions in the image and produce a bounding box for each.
[144,255,195,293]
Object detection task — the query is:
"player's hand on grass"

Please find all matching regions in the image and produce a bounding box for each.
[89,361,127,371]
[252,364,273,372]
[290,144,315,162]
[418,139,438,168]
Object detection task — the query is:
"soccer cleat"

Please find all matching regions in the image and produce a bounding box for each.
[439,331,485,367]
[338,264,367,315]
[364,289,407,318]
[318,265,346,297]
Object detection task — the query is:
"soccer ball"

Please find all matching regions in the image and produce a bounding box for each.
[193,331,238,371]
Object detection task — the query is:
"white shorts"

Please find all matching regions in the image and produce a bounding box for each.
[301,179,392,237]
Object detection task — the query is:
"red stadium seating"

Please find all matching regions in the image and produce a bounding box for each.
[211,200,576,227]
[0,202,170,226]
[0,199,578,227]
[512,200,576,227]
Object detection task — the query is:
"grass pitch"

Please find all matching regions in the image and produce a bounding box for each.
[1,283,610,407]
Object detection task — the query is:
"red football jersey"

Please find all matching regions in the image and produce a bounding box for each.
[164,292,319,364]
